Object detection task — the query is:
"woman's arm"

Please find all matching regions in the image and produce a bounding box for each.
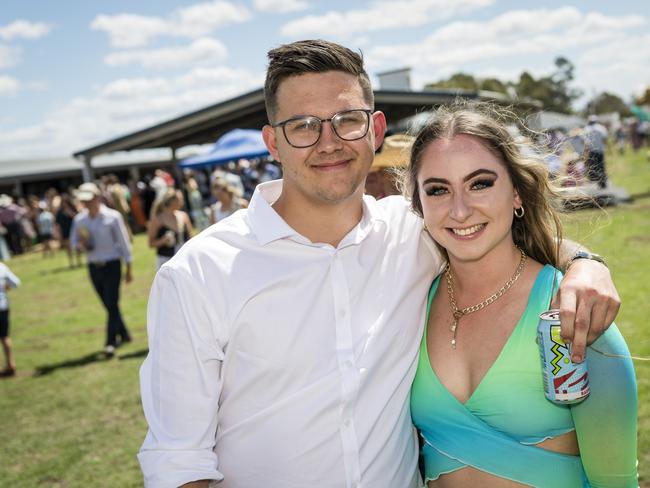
[147,217,168,249]
[184,211,194,237]
[571,325,638,487]
[555,239,620,363]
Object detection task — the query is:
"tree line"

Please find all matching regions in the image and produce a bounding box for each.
[425,56,643,117]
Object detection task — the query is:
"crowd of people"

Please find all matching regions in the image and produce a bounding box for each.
[0,160,281,361]
[535,114,649,191]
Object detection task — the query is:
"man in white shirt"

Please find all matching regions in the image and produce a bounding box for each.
[139,40,620,488]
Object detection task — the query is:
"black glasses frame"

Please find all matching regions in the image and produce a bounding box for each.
[272,109,373,148]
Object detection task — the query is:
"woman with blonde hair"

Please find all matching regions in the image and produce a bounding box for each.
[148,189,193,270]
[209,178,248,224]
[405,103,637,487]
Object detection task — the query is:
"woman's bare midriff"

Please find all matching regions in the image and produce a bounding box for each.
[427,431,580,488]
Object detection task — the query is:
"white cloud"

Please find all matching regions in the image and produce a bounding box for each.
[104,37,228,69]
[0,44,21,69]
[91,1,251,48]
[253,0,309,13]
[172,1,251,38]
[366,7,647,76]
[0,76,20,96]
[576,33,650,101]
[0,20,52,41]
[280,0,493,38]
[91,14,169,48]
[0,65,264,158]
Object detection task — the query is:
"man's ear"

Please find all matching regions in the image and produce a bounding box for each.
[372,111,387,151]
[262,125,281,162]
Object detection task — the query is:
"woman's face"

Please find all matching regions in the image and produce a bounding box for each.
[417,134,522,264]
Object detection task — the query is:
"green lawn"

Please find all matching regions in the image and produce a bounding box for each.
[0,146,648,486]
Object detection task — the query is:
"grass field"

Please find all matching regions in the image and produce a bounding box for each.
[0,147,648,487]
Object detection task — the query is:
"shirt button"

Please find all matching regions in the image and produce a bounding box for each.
[339,309,347,318]
[343,419,351,428]
[342,360,352,369]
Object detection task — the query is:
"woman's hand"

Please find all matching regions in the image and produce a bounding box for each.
[552,259,620,363]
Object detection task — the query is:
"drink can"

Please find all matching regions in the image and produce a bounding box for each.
[164,230,176,246]
[536,309,589,404]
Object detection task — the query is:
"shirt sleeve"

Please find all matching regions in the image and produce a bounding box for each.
[4,266,20,288]
[570,324,638,487]
[69,217,80,251]
[138,265,226,488]
[112,213,132,263]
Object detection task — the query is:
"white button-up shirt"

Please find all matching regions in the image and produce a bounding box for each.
[139,180,444,488]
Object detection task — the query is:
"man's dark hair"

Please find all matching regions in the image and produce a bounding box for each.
[264,39,374,123]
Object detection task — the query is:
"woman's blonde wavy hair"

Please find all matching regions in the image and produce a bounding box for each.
[401,101,563,268]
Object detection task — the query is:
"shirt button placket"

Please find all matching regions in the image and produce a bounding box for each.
[330,251,361,488]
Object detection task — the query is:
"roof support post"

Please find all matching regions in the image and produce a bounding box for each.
[13,179,23,198]
[171,147,183,186]
[82,156,93,182]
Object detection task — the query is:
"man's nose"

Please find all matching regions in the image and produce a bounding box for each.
[315,121,343,153]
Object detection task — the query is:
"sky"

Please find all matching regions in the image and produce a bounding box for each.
[1,0,649,160]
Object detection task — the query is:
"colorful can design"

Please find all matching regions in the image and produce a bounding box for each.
[537,309,590,404]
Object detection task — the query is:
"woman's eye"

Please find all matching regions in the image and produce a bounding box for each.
[471,179,495,191]
[425,186,448,196]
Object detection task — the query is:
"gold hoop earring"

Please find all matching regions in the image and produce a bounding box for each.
[514,206,525,218]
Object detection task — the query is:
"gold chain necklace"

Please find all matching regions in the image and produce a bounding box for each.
[445,248,527,349]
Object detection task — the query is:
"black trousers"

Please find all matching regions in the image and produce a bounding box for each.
[88,260,130,347]
[586,151,608,189]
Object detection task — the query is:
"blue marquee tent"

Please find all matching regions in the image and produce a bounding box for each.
[180,129,269,169]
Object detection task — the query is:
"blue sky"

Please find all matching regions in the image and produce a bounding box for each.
[1,0,649,159]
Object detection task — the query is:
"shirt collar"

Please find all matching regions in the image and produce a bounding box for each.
[247,179,388,247]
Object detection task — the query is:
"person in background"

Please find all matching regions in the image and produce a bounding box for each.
[0,261,20,377]
[182,169,210,231]
[583,115,609,189]
[148,189,193,270]
[36,202,55,258]
[405,103,637,487]
[208,178,248,224]
[0,195,25,256]
[106,174,133,241]
[70,182,133,357]
[55,194,82,268]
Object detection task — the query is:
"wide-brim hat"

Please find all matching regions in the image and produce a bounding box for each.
[371,134,414,171]
[76,182,101,202]
[0,194,13,207]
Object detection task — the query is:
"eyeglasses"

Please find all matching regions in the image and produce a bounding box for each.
[272,109,373,148]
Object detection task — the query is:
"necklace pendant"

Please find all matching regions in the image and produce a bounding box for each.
[451,339,456,349]
[449,323,457,332]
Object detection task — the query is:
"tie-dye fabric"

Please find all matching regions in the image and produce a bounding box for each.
[411,265,638,487]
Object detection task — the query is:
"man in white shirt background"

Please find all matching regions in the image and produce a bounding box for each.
[138,39,620,488]
[70,182,133,357]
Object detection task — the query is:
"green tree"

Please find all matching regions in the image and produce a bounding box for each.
[480,78,508,94]
[425,72,479,91]
[636,86,650,105]
[586,92,631,116]
[423,57,582,113]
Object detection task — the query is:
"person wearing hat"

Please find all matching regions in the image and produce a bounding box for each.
[70,182,133,356]
[0,194,26,256]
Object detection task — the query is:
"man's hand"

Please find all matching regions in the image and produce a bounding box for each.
[125,265,133,284]
[552,259,620,363]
